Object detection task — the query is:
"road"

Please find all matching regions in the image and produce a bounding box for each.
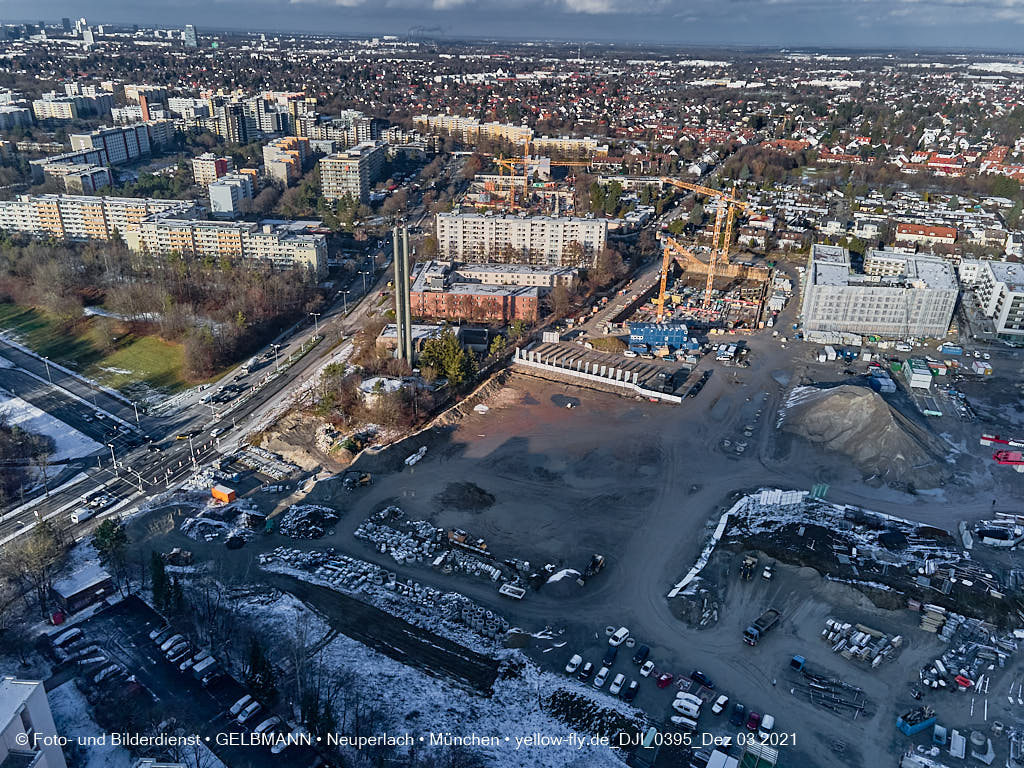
[0,252,393,544]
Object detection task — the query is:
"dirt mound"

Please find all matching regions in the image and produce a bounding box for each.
[781,384,951,488]
[436,482,495,511]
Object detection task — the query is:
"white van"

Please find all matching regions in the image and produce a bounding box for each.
[671,699,700,718]
[674,692,703,709]
[608,627,630,646]
[70,508,97,525]
[670,714,698,730]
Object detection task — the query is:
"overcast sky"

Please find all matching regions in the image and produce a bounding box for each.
[14,0,1024,50]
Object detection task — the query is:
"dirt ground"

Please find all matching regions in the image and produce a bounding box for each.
[126,332,1024,768]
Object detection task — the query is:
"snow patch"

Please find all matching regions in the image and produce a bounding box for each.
[0,390,102,461]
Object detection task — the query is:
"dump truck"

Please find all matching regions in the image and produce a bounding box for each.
[743,608,781,646]
[740,554,757,580]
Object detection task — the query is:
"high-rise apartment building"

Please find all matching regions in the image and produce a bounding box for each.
[435,212,609,267]
[0,677,68,768]
[800,245,958,339]
[319,141,386,203]
[209,173,254,217]
[191,153,233,186]
[70,125,151,165]
[263,136,309,186]
[975,260,1024,344]
[183,24,198,49]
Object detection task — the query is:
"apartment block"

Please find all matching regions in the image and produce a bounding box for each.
[44,164,112,194]
[0,106,31,130]
[70,125,151,165]
[0,194,195,241]
[209,173,253,217]
[975,260,1024,344]
[263,136,309,186]
[0,677,68,768]
[32,93,112,120]
[435,212,608,267]
[413,114,534,146]
[800,244,958,339]
[320,141,385,203]
[191,153,233,186]
[127,215,327,276]
[450,262,579,290]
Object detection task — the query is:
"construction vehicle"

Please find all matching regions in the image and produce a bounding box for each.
[343,472,373,490]
[576,554,606,586]
[448,529,489,556]
[743,608,781,646]
[740,554,757,580]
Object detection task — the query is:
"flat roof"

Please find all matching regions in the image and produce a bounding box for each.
[0,678,41,728]
[52,561,112,599]
[988,261,1024,291]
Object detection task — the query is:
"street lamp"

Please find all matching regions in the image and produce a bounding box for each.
[132,401,140,425]
[108,443,117,475]
[359,270,369,293]
[42,356,52,385]
[309,312,321,336]
[342,289,351,313]
[271,344,282,371]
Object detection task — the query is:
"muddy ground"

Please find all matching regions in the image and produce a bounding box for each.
[127,332,1024,768]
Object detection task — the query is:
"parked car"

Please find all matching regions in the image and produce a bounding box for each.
[602,646,618,666]
[758,714,775,739]
[578,662,594,682]
[746,711,762,731]
[252,716,280,736]
[166,643,191,663]
[180,650,210,671]
[711,694,729,715]
[610,674,626,695]
[236,701,262,725]
[656,673,674,689]
[672,699,700,717]
[229,695,253,717]
[690,669,714,689]
[272,727,304,755]
[623,680,639,702]
[670,714,698,729]
[159,634,184,652]
[632,645,650,665]
[565,654,583,674]
[729,703,746,727]
[149,626,170,641]
[593,666,610,688]
[608,627,630,646]
[639,661,655,678]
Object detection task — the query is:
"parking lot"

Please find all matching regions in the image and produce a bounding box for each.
[54,597,321,768]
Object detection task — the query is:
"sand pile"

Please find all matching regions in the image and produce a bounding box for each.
[781,385,951,488]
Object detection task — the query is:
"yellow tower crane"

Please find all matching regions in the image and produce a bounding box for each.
[658,178,748,311]
[495,138,594,210]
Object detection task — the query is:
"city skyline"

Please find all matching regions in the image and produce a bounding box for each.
[17,0,1024,50]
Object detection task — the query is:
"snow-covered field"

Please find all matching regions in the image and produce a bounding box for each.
[233,591,633,768]
[0,391,101,461]
[48,681,133,768]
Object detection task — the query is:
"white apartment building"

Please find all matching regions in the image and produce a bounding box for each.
[975,260,1024,344]
[319,141,385,203]
[801,244,958,339]
[435,212,608,267]
[0,677,68,768]
[0,195,193,241]
[209,173,253,217]
[70,125,151,166]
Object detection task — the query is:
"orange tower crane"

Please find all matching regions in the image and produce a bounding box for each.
[495,138,594,209]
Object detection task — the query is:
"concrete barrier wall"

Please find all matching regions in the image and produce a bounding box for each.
[512,347,681,404]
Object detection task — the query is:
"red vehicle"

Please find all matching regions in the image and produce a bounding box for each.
[745,711,762,731]
[656,673,674,689]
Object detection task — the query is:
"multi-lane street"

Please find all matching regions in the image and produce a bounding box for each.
[0,249,392,544]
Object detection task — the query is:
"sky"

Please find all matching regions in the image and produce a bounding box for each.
[12,0,1024,50]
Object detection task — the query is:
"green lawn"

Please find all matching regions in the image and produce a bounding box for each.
[0,303,189,394]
